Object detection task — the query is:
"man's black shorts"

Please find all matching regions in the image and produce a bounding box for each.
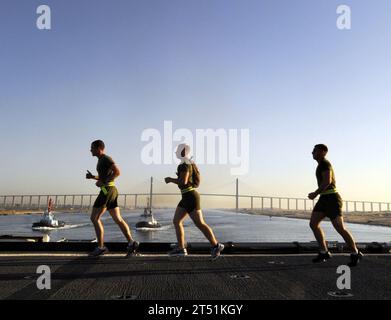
[93,186,119,210]
[313,193,343,220]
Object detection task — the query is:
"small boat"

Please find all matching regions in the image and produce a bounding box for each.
[140,207,152,218]
[32,198,66,230]
[136,208,161,229]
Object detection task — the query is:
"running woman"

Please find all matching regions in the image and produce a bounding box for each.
[165,144,224,259]
[86,140,139,257]
[309,144,363,266]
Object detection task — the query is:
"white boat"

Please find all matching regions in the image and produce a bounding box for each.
[140,208,152,218]
[136,208,161,229]
[32,198,66,230]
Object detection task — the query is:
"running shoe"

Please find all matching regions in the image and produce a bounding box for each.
[89,246,109,257]
[312,251,332,263]
[211,243,225,260]
[348,251,363,267]
[126,240,140,257]
[169,247,188,257]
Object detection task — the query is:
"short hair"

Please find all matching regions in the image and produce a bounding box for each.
[314,144,328,153]
[91,140,105,150]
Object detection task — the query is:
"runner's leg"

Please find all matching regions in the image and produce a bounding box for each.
[108,207,134,243]
[310,211,328,252]
[189,209,218,247]
[173,206,188,249]
[90,207,107,248]
[331,216,358,253]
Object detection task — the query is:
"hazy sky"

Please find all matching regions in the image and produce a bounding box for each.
[1,0,390,202]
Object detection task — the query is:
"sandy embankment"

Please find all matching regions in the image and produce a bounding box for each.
[0,209,91,216]
[0,210,43,216]
[242,209,391,228]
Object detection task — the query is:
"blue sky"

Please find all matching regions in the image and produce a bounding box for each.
[1,0,390,202]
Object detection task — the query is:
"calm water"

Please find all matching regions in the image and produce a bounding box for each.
[1,209,391,243]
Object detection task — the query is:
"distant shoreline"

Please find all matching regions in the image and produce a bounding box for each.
[0,210,89,216]
[0,210,43,216]
[0,208,140,216]
[242,209,391,228]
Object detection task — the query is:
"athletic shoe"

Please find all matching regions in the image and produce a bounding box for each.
[348,251,363,267]
[169,247,188,257]
[312,251,332,263]
[126,240,140,257]
[89,246,109,257]
[211,243,225,260]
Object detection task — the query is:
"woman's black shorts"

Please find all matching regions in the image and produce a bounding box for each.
[178,190,201,213]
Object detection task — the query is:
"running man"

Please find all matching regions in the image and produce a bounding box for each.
[86,140,139,257]
[308,144,363,266]
[165,144,224,259]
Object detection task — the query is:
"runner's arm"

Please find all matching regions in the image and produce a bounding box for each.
[165,170,189,187]
[86,170,99,180]
[102,164,120,183]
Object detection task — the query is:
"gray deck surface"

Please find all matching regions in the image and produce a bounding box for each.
[1,254,390,300]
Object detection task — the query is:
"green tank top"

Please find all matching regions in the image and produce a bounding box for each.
[176,163,194,191]
[316,159,337,192]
